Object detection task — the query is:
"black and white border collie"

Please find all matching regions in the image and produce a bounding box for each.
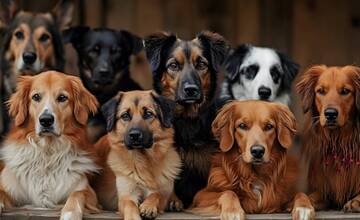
[220,44,299,106]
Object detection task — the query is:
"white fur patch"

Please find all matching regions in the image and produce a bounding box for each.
[0,136,98,208]
[294,207,312,220]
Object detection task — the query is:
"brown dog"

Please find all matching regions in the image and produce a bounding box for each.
[297,65,360,212]
[190,100,314,220]
[93,90,181,220]
[0,71,99,219]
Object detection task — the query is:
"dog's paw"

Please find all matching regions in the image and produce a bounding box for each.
[292,207,315,220]
[139,202,158,219]
[167,198,183,212]
[60,210,83,220]
[344,198,360,212]
[220,209,245,220]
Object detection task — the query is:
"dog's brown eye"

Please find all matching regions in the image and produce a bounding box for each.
[143,110,154,119]
[168,62,180,72]
[14,31,24,40]
[121,112,131,121]
[317,88,326,95]
[340,88,350,96]
[239,123,248,130]
[264,123,273,131]
[196,61,208,70]
[39,33,50,42]
[32,93,41,102]
[57,94,68,103]
[92,45,100,53]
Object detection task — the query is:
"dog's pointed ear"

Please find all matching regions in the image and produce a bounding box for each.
[225,44,251,81]
[118,30,143,55]
[144,32,177,73]
[101,93,122,132]
[276,50,300,90]
[296,65,326,113]
[274,103,296,149]
[212,102,235,152]
[53,0,74,30]
[7,76,32,127]
[197,31,230,72]
[62,26,90,48]
[0,0,17,26]
[69,76,98,125]
[151,92,176,128]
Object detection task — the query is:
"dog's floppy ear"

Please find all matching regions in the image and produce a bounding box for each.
[101,93,123,132]
[197,31,229,72]
[296,65,326,113]
[273,103,296,149]
[277,51,300,90]
[347,66,360,112]
[151,92,176,128]
[62,26,90,48]
[69,76,98,125]
[7,76,32,126]
[53,0,74,30]
[212,102,236,152]
[144,32,177,73]
[119,30,143,55]
[225,44,251,81]
[0,0,17,26]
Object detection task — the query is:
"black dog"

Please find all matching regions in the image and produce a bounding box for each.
[144,31,229,208]
[63,27,143,141]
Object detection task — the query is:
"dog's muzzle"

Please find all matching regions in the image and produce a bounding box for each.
[324,108,339,127]
[178,82,202,104]
[125,128,153,149]
[258,86,272,100]
[250,144,265,164]
[39,112,55,134]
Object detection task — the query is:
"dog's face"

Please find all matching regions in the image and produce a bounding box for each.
[0,0,73,77]
[225,44,299,102]
[144,31,229,116]
[212,101,296,164]
[101,90,175,150]
[8,71,98,137]
[297,65,360,129]
[63,27,143,89]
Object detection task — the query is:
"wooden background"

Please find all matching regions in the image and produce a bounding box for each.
[16,0,360,119]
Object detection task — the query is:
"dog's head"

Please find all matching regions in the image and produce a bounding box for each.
[101,90,175,150]
[212,101,296,164]
[297,65,360,129]
[8,71,98,137]
[225,44,299,103]
[144,31,229,116]
[63,27,143,89]
[0,0,73,77]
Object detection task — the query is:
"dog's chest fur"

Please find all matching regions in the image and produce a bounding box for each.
[0,137,97,207]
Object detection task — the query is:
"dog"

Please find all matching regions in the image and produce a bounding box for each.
[296,65,360,212]
[92,90,181,220]
[0,0,73,134]
[0,71,100,219]
[220,44,299,106]
[190,100,315,220]
[144,31,229,208]
[63,26,143,141]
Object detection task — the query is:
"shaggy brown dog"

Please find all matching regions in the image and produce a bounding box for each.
[93,90,181,220]
[190,101,314,220]
[297,65,360,212]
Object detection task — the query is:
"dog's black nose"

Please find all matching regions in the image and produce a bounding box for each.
[324,108,338,121]
[258,86,272,100]
[23,52,37,65]
[128,129,143,142]
[39,114,54,128]
[250,145,265,159]
[183,84,200,99]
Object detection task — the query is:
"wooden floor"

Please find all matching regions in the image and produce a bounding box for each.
[1,209,360,220]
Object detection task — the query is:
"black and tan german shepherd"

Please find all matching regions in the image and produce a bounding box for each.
[0,0,73,134]
[144,31,229,208]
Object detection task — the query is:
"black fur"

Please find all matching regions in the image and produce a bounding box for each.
[101,94,122,132]
[151,93,176,128]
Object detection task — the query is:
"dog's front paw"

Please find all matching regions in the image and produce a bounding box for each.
[60,210,83,220]
[344,198,360,212]
[167,197,183,212]
[220,208,245,220]
[292,207,315,220]
[139,202,158,219]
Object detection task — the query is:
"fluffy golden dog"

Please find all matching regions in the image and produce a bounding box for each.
[93,90,181,220]
[190,100,314,220]
[0,71,99,220]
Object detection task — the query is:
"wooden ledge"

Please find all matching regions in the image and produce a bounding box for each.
[1,209,360,220]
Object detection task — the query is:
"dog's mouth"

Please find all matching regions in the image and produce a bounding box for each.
[324,121,339,129]
[38,128,60,137]
[251,159,265,165]
[126,142,153,150]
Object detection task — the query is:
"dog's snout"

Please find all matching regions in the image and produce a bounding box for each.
[128,129,143,142]
[183,84,200,99]
[250,145,265,159]
[258,86,272,100]
[324,108,338,121]
[39,114,54,128]
[23,52,37,65]
[98,69,110,77]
